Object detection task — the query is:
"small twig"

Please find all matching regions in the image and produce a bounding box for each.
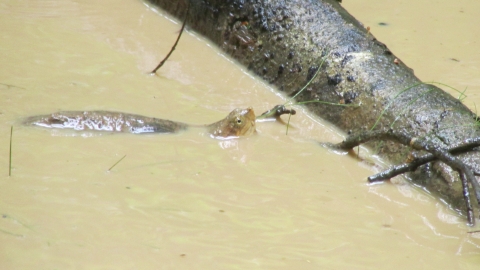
[459,172,475,225]
[368,137,480,182]
[0,228,23,237]
[256,104,296,135]
[257,105,296,120]
[285,112,293,135]
[0,83,25,90]
[108,155,126,171]
[150,4,189,74]
[9,126,13,177]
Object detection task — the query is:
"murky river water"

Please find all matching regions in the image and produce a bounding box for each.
[1,0,479,268]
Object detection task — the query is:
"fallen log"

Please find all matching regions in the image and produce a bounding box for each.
[147,0,480,223]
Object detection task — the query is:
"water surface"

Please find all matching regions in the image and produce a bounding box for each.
[1,0,480,268]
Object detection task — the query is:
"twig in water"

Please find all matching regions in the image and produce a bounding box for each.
[150,4,190,74]
[9,126,13,177]
[257,105,296,120]
[108,155,126,171]
[285,112,293,135]
[0,83,25,90]
[256,105,296,134]
[368,137,480,182]
[322,129,480,226]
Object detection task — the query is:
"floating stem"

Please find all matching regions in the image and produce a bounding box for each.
[285,112,293,135]
[150,4,190,74]
[9,126,12,177]
[108,155,126,171]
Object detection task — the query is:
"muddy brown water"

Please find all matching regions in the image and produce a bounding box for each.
[1,0,480,268]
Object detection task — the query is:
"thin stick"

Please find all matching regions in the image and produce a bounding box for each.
[9,126,12,177]
[256,104,296,120]
[108,155,126,171]
[150,4,190,74]
[285,112,293,135]
[0,83,25,90]
[368,137,480,182]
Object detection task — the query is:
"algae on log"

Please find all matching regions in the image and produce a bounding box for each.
[148,0,480,218]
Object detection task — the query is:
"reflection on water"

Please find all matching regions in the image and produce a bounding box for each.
[1,0,480,268]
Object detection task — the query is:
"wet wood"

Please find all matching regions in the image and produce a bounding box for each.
[148,0,480,220]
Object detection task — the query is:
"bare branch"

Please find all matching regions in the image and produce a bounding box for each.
[322,129,480,226]
[150,4,189,74]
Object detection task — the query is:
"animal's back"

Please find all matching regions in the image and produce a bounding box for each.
[24,111,188,134]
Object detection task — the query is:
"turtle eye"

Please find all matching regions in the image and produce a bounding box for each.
[236,118,242,124]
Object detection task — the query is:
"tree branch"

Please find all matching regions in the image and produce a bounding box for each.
[150,4,189,74]
[323,129,480,225]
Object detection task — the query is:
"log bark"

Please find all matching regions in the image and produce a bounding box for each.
[147,0,480,218]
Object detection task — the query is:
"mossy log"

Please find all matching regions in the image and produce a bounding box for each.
[148,0,480,219]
